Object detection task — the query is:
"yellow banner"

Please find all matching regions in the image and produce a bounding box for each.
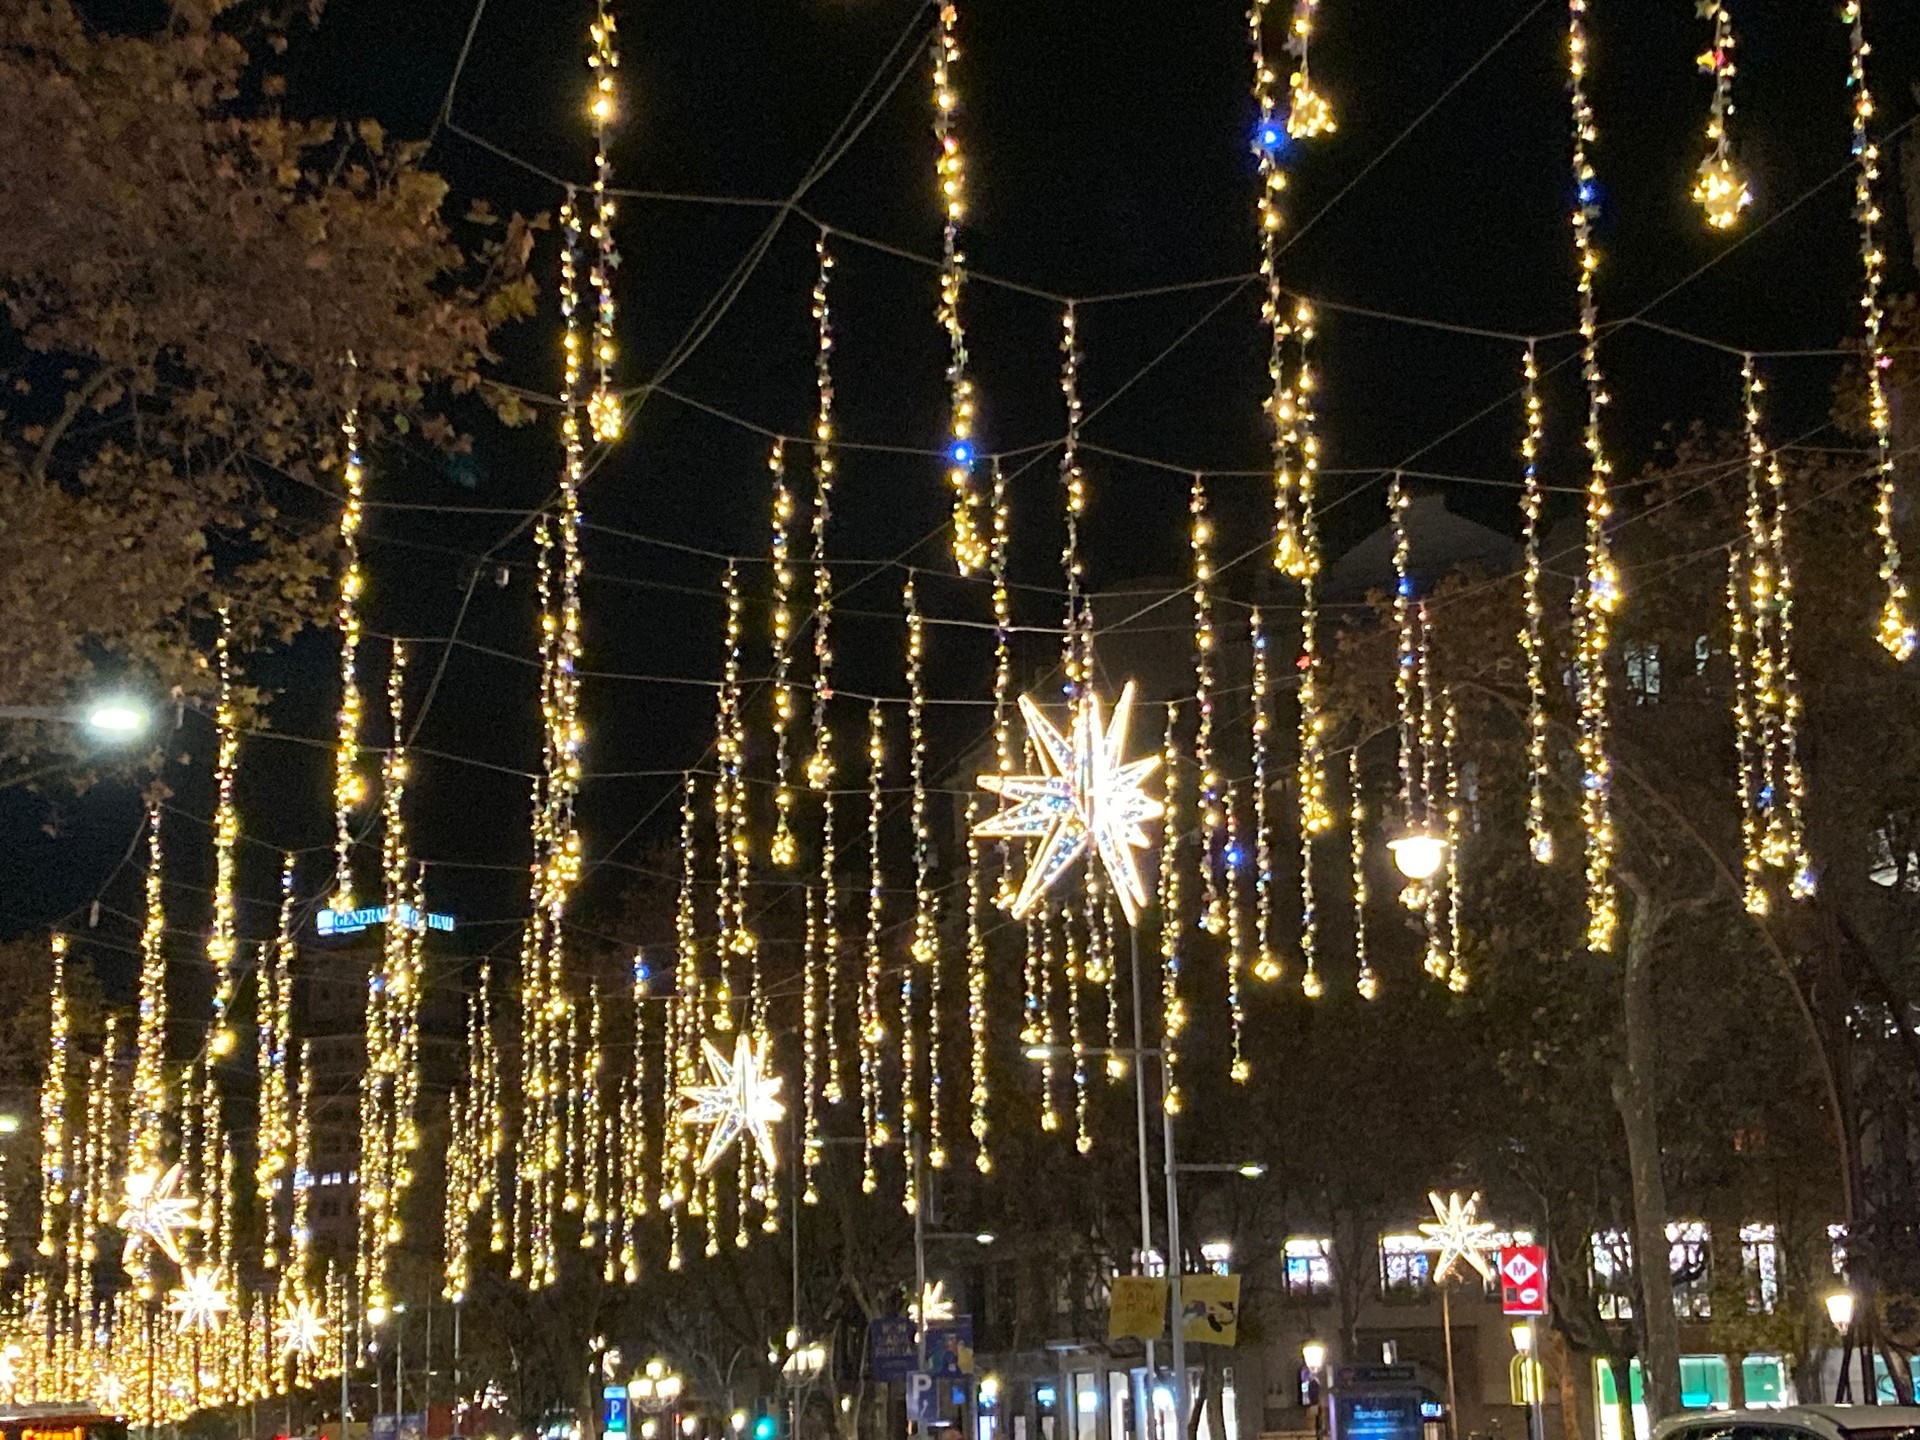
[1179,1274,1242,1346]
[1108,1276,1169,1342]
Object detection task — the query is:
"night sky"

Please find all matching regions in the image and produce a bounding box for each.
[8,0,1920,985]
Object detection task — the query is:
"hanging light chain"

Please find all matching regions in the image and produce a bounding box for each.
[768,439,799,867]
[1519,343,1553,864]
[1691,1,1751,229]
[807,232,840,790]
[586,1,623,442]
[934,1,985,574]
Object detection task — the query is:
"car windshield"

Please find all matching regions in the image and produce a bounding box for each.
[1839,1429,1920,1440]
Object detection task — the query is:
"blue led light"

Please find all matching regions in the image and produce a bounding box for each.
[1255,120,1285,152]
[949,439,975,467]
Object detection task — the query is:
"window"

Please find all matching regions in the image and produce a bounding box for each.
[1668,1222,1711,1320]
[1284,1237,1332,1297]
[1625,640,1661,703]
[1829,1223,1849,1277]
[1739,1225,1779,1315]
[1677,1355,1730,1410]
[1379,1235,1431,1298]
[1592,1231,1633,1321]
[1200,1242,1232,1277]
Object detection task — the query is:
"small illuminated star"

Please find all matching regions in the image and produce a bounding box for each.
[275,1295,329,1359]
[1418,1190,1499,1284]
[909,1280,955,1326]
[117,1163,199,1266]
[167,1265,233,1330]
[0,1343,22,1396]
[974,681,1162,923]
[680,1035,785,1175]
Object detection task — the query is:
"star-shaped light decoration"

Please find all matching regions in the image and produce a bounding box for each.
[167,1265,233,1331]
[275,1295,329,1360]
[680,1034,785,1175]
[909,1280,955,1326]
[974,681,1163,923]
[0,1342,23,1398]
[1417,1190,1499,1284]
[117,1163,199,1267]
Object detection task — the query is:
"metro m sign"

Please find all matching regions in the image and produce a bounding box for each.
[1500,1244,1549,1316]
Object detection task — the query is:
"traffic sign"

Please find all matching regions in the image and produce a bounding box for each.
[905,1372,937,1424]
[1499,1245,1548,1316]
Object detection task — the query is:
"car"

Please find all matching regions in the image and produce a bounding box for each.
[1653,1405,1920,1440]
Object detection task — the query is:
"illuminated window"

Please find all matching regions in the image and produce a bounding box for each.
[1591,1231,1633,1321]
[1379,1234,1431,1298]
[1200,1241,1232,1276]
[1829,1223,1849,1276]
[1677,1355,1729,1409]
[1741,1355,1788,1408]
[1667,1222,1711,1320]
[1284,1237,1332,1297]
[1739,1224,1778,1315]
[1624,640,1661,703]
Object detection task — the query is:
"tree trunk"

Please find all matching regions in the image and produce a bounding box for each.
[1611,892,1681,1426]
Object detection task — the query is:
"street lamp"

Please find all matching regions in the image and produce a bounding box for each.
[0,699,151,737]
[1175,1162,1267,1179]
[0,1115,20,1136]
[1388,830,1447,881]
[1826,1290,1855,1332]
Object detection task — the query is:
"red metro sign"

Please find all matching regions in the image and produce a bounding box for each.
[1500,1245,1549,1316]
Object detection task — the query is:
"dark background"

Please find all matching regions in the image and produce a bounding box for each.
[7,0,1919,981]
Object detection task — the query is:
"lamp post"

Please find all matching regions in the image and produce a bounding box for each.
[1510,1323,1543,1440]
[1827,1288,1874,1404]
[0,699,151,735]
[1301,1342,1329,1440]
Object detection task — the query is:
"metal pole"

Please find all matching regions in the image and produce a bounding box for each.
[914,1128,929,1372]
[1439,1285,1457,1440]
[1158,1052,1187,1440]
[340,1296,351,1440]
[397,1312,405,1431]
[1127,925,1158,1405]
[452,1302,463,1440]
[1526,1321,1544,1440]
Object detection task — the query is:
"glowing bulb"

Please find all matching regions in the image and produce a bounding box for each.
[1389,831,1447,881]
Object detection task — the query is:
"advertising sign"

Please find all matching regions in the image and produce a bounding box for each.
[1108,1276,1169,1342]
[1178,1274,1241,1346]
[869,1316,918,1383]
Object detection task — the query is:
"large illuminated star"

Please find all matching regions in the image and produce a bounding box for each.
[1418,1190,1499,1284]
[117,1163,199,1267]
[167,1265,233,1331]
[909,1280,955,1326]
[680,1035,785,1175]
[275,1295,329,1359]
[974,681,1163,923]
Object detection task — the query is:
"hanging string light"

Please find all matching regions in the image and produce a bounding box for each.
[768,440,800,868]
[819,788,844,1109]
[1567,0,1620,952]
[861,701,886,1196]
[256,856,296,1271]
[1223,793,1250,1080]
[802,888,822,1206]
[331,386,367,913]
[806,231,839,792]
[1158,704,1185,1115]
[127,802,171,1298]
[577,984,606,1247]
[713,561,750,1006]
[1036,909,1061,1134]
[1063,906,1091,1153]
[1418,608,1448,978]
[1292,305,1331,839]
[1388,475,1439,903]
[1692,1,1750,229]
[1518,344,1553,864]
[1841,2,1913,660]
[585,1,623,443]
[990,460,1018,912]
[1443,691,1467,992]
[618,956,650,1279]
[1059,303,1091,695]
[1249,612,1281,983]
[904,576,944,1181]
[1282,0,1334,137]
[207,603,240,1058]
[1190,477,1225,933]
[933,1,984,574]
[965,798,991,1173]
[40,936,70,1268]
[1349,753,1374,999]
[1732,357,1816,910]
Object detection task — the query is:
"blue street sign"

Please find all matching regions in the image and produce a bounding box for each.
[905,1373,937,1425]
[925,1317,974,1377]
[604,1387,630,1435]
[869,1317,917,1383]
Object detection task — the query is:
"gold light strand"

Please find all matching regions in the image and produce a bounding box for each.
[1568,0,1620,952]
[445,1004,476,1302]
[256,856,296,1270]
[40,936,70,1267]
[1158,704,1185,1115]
[129,804,169,1250]
[861,702,886,1195]
[207,603,240,1059]
[932,1,983,574]
[1223,793,1250,1079]
[905,576,945,1177]
[579,984,606,1246]
[1036,910,1060,1133]
[802,887,822,1206]
[669,782,699,1268]
[820,789,845,1109]
[1843,1,1913,660]
[1349,753,1374,999]
[1735,358,1816,911]
[619,957,650,1279]
[1300,765,1323,1001]
[1060,304,1091,693]
[965,798,990,1173]
[331,393,367,912]
[1249,611,1280,983]
[1190,476,1225,933]
[901,595,924,1212]
[1064,906,1091,1153]
[1443,691,1467,992]
[585,0,623,443]
[1284,0,1335,137]
[713,561,749,1009]
[1519,344,1553,863]
[1390,475,1418,825]
[1293,304,1331,836]
[990,460,1017,910]
[1692,1,1750,228]
[1252,0,1305,576]
[806,231,839,792]
[1418,608,1448,978]
[768,439,800,867]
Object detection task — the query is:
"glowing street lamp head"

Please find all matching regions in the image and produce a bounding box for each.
[86,699,148,736]
[1389,830,1447,881]
[1826,1289,1855,1332]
